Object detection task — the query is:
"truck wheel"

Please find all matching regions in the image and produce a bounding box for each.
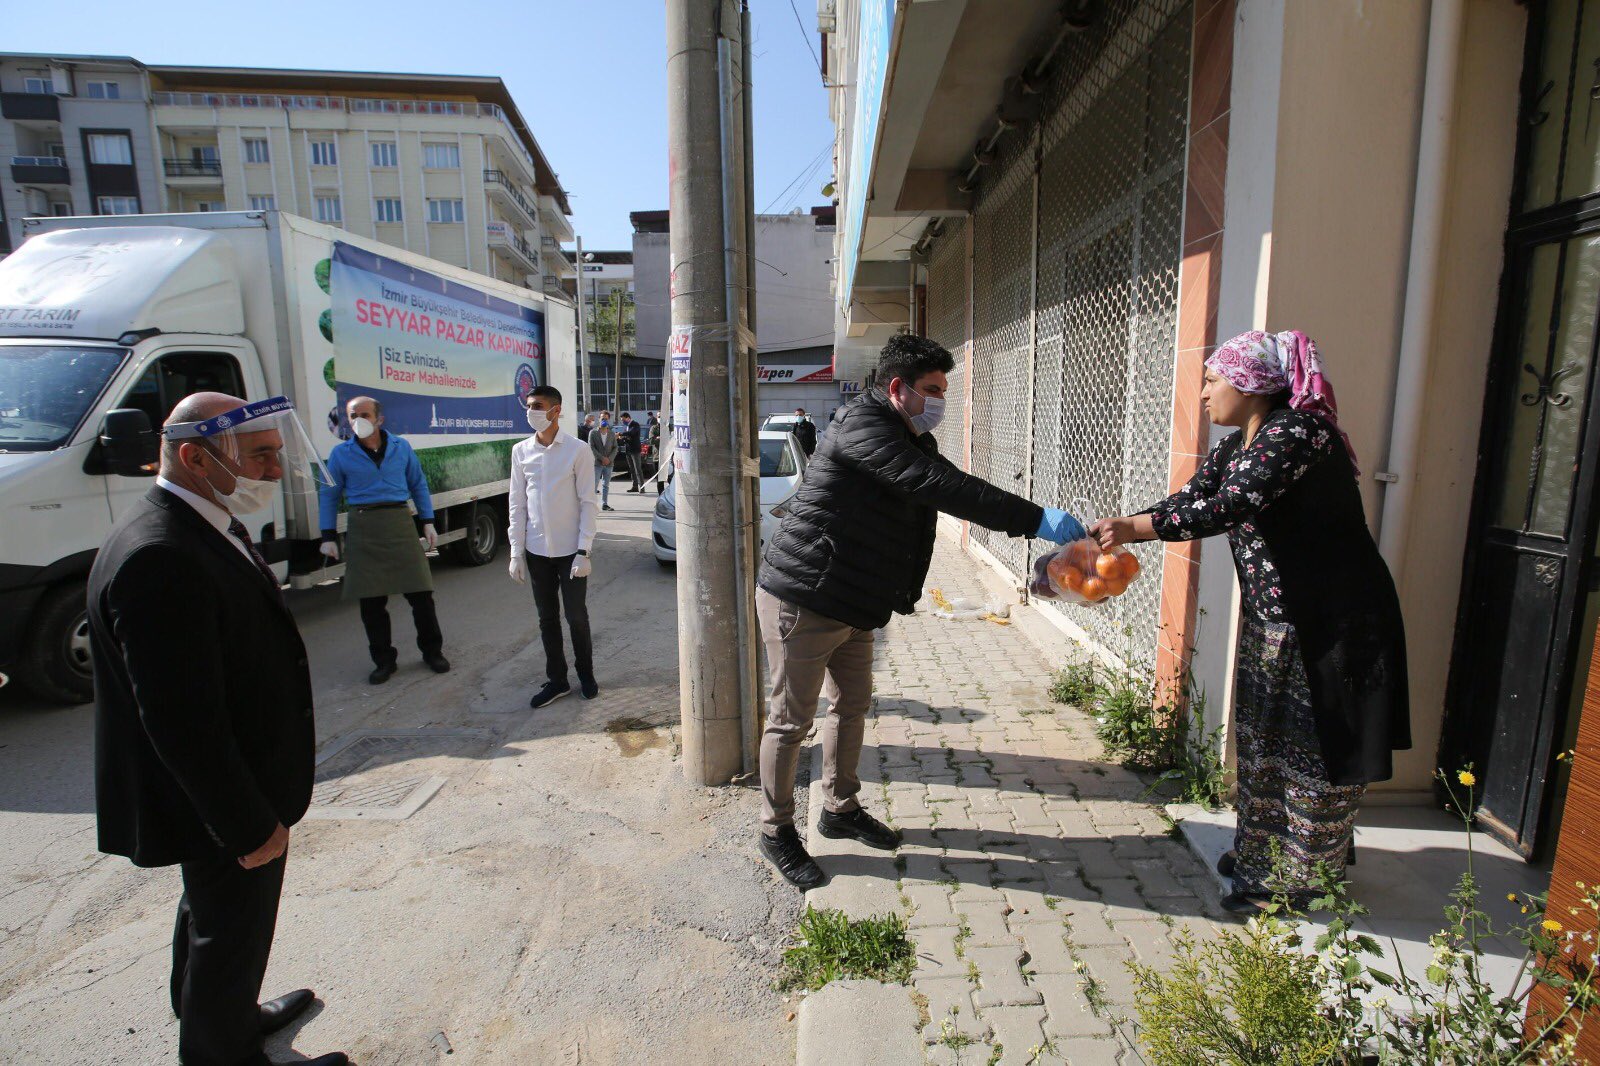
[17,581,95,705]
[450,503,500,566]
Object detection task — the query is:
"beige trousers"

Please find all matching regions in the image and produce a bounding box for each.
[756,587,875,832]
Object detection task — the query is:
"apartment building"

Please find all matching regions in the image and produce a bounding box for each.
[0,54,161,252]
[561,249,648,414]
[0,55,573,294]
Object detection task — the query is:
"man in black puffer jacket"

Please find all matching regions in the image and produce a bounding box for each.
[755,334,1085,889]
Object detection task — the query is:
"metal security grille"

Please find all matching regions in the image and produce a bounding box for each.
[923,0,1191,663]
[928,218,969,467]
[969,131,1036,576]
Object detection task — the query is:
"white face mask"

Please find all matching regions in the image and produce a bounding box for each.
[199,443,279,514]
[900,388,946,434]
[350,416,376,439]
[526,408,551,433]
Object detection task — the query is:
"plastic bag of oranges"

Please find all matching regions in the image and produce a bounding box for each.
[1028,538,1142,605]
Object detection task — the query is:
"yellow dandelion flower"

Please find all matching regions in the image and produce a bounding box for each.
[1508,893,1519,902]
[1544,919,1563,934]
[1458,770,1477,787]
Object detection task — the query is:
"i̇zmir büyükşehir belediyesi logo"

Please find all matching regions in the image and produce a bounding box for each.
[513,362,539,407]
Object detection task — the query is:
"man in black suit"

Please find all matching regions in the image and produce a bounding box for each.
[89,392,347,1066]
[618,411,645,492]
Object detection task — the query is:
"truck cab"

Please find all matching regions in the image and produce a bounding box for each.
[0,226,270,703]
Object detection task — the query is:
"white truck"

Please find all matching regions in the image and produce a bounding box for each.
[0,210,576,703]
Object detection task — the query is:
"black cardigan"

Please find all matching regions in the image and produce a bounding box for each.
[1152,411,1410,786]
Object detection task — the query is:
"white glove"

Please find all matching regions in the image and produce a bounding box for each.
[509,553,527,584]
[423,522,437,550]
[319,541,340,561]
[571,554,592,579]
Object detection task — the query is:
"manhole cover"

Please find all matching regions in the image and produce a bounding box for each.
[307,728,489,820]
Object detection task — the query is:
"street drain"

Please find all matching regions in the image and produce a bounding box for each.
[605,717,670,758]
[307,728,490,820]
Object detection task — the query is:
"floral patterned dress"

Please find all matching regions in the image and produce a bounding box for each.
[1148,407,1364,896]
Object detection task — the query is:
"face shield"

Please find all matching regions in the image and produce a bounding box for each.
[163,396,332,508]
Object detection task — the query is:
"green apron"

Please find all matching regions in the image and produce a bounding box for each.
[342,505,434,600]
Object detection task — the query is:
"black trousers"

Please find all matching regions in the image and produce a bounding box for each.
[624,452,645,489]
[170,852,286,1066]
[359,591,443,666]
[527,552,592,684]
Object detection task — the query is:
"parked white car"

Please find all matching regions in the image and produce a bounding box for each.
[652,430,807,566]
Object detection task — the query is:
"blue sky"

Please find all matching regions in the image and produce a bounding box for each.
[7,1,837,250]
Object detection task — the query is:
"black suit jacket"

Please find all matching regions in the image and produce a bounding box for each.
[89,487,316,867]
[619,422,642,454]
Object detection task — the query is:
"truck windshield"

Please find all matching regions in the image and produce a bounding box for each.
[0,345,128,453]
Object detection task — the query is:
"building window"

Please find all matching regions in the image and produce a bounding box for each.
[423,142,460,169]
[96,196,139,215]
[374,197,404,223]
[315,196,343,223]
[23,77,50,94]
[197,201,224,213]
[427,198,465,223]
[310,140,337,167]
[191,145,220,166]
[50,202,72,217]
[370,141,398,168]
[85,81,121,100]
[86,133,133,165]
[248,194,276,211]
[243,138,270,164]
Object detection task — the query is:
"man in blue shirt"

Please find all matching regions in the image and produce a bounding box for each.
[318,396,449,684]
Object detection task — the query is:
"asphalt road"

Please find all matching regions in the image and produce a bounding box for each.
[0,486,802,1065]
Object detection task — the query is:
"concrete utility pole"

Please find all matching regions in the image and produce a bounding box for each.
[612,288,624,415]
[666,0,759,785]
[575,236,591,413]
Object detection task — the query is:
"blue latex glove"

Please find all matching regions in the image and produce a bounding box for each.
[1036,507,1086,545]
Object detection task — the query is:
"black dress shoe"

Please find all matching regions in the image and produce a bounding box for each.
[579,676,599,700]
[260,988,314,1034]
[602,504,615,512]
[368,662,396,685]
[424,654,451,674]
[530,679,571,709]
[817,806,902,850]
[760,826,826,890]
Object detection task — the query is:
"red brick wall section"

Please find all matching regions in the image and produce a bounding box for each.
[1157,0,1234,697]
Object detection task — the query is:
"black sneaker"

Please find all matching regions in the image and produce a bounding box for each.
[579,676,599,700]
[368,662,396,685]
[424,654,451,674]
[602,504,615,512]
[529,680,571,709]
[817,807,901,850]
[760,826,826,890]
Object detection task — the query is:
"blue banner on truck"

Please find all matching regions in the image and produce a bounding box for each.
[329,241,544,434]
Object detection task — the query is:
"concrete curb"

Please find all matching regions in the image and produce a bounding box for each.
[795,979,924,1066]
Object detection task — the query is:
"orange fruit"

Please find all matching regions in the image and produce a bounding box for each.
[1080,575,1108,602]
[1059,566,1085,592]
[1047,552,1075,584]
[1095,553,1122,579]
[1067,540,1097,569]
[1119,553,1142,580]
[1102,575,1127,598]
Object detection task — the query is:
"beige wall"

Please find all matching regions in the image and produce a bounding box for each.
[1209,0,1526,792]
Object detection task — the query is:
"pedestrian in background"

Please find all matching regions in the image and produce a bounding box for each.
[648,413,666,495]
[577,414,595,443]
[318,396,449,685]
[792,408,818,456]
[755,334,1086,890]
[590,412,618,512]
[509,385,599,709]
[89,392,348,1066]
[1093,329,1408,917]
[619,412,645,492]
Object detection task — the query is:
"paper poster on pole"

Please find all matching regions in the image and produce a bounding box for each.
[669,324,692,473]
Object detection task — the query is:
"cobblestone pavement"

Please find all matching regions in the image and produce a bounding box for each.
[806,535,1226,1066]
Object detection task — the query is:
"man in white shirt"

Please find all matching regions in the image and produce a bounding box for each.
[508,384,600,708]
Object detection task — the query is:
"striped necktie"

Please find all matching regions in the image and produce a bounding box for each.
[227,517,286,602]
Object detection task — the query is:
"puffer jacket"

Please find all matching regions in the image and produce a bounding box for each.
[759,388,1043,630]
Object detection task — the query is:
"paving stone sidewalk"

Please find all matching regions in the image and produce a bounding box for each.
[802,535,1227,1066]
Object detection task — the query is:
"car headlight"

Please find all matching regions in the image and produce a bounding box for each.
[654,496,675,521]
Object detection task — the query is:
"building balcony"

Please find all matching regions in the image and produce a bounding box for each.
[163,158,222,181]
[1,92,60,123]
[11,156,69,185]
[483,170,538,229]
[486,221,538,273]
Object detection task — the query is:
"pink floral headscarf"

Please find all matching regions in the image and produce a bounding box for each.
[1206,329,1359,473]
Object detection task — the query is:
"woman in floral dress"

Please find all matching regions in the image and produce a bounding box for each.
[1093,330,1409,916]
